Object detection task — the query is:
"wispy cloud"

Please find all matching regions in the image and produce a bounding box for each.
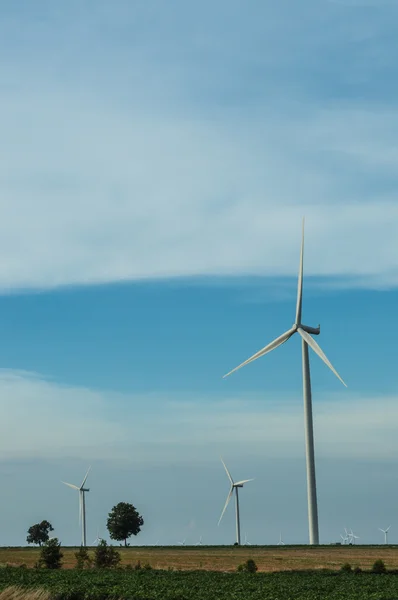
[1,370,397,463]
[0,1,398,291]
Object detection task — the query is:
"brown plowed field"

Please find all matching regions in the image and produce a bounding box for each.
[0,546,397,572]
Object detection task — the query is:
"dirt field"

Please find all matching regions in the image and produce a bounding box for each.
[0,545,397,572]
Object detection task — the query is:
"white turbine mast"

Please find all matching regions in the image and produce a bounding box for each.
[61,466,91,547]
[218,457,254,546]
[223,219,346,545]
[379,526,391,545]
[277,532,285,546]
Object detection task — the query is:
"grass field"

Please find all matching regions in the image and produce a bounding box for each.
[1,545,398,572]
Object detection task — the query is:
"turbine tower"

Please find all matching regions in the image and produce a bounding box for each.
[379,526,391,545]
[62,466,91,546]
[223,219,346,545]
[218,458,253,545]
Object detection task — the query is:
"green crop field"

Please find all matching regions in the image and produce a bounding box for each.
[2,568,398,600]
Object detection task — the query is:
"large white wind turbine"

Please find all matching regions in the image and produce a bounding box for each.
[218,458,253,546]
[62,466,91,547]
[379,526,391,545]
[223,219,346,545]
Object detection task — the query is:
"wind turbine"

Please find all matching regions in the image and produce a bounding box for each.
[223,219,346,545]
[195,535,203,546]
[218,457,254,546]
[177,539,186,546]
[61,466,91,547]
[349,529,359,544]
[243,532,251,546]
[92,529,102,546]
[277,532,285,546]
[379,526,391,545]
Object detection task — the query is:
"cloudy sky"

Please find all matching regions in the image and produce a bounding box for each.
[0,0,397,547]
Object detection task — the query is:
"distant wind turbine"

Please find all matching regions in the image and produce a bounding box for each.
[61,466,91,547]
[218,458,254,546]
[349,529,359,544]
[223,219,347,545]
[195,536,203,546]
[277,532,285,546]
[177,539,186,546]
[92,529,102,546]
[379,526,391,545]
[243,532,251,546]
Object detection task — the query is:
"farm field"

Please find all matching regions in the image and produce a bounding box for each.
[1,545,398,572]
[2,568,398,600]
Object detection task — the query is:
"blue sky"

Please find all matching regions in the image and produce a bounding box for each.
[0,0,398,547]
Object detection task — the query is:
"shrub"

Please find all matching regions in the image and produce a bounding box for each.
[74,546,92,569]
[340,563,352,573]
[134,560,142,570]
[38,538,63,569]
[372,559,387,574]
[237,559,258,573]
[93,540,121,569]
[353,566,362,574]
[143,563,153,571]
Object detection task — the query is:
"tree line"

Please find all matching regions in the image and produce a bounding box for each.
[27,502,144,547]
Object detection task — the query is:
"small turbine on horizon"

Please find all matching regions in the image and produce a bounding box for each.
[379,526,391,545]
[61,466,91,547]
[277,532,285,546]
[218,457,253,546]
[223,219,346,545]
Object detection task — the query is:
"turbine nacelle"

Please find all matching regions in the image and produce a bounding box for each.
[298,324,320,336]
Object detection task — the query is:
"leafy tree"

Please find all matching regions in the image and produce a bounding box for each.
[93,539,121,569]
[27,520,54,546]
[38,538,63,569]
[340,563,352,573]
[107,502,144,546]
[75,545,92,569]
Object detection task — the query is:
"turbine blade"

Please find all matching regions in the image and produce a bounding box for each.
[386,526,391,532]
[61,481,79,491]
[295,217,305,325]
[234,478,254,486]
[218,488,233,526]
[223,327,295,378]
[220,457,234,484]
[297,328,347,387]
[80,465,91,488]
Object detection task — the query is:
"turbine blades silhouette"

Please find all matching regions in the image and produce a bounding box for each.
[297,328,346,387]
[220,457,234,484]
[218,488,234,526]
[295,217,305,325]
[223,327,295,378]
[81,466,91,488]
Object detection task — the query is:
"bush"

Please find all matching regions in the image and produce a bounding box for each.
[93,540,121,569]
[38,538,63,569]
[237,559,258,573]
[74,546,92,569]
[353,566,362,574]
[372,559,387,574]
[340,563,352,573]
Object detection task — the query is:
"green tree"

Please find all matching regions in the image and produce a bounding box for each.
[107,502,144,546]
[94,539,121,568]
[26,520,54,546]
[38,537,63,569]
